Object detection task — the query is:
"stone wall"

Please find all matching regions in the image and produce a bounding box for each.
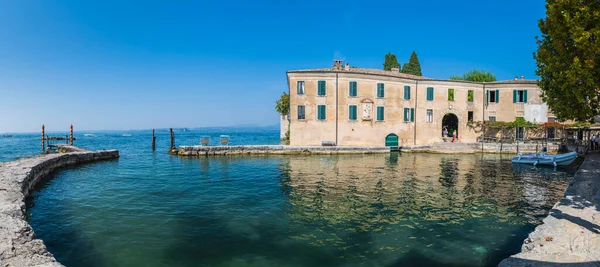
[173,143,559,156]
[0,149,119,267]
[499,153,600,266]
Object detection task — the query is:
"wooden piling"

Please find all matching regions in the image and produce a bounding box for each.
[169,128,175,150]
[70,124,73,145]
[152,129,156,150]
[41,125,45,152]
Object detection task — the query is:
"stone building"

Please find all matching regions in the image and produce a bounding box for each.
[286,60,551,146]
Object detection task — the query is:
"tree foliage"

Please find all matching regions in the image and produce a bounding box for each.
[449,69,496,82]
[275,92,289,116]
[401,51,422,76]
[383,52,400,71]
[534,0,600,122]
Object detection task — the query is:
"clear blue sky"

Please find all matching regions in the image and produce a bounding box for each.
[0,0,546,133]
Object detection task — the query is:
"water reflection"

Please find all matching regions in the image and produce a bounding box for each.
[29,153,576,267]
[280,153,574,266]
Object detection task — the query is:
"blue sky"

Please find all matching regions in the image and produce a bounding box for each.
[0,0,546,133]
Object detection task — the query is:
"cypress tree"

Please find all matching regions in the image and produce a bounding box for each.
[383,52,400,71]
[401,51,422,76]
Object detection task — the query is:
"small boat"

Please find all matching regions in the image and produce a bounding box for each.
[84,133,95,137]
[512,150,577,167]
[122,133,132,137]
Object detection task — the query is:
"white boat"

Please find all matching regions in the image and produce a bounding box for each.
[122,133,132,137]
[512,151,577,166]
[84,133,95,137]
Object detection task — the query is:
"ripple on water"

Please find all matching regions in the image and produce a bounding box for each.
[26,141,579,267]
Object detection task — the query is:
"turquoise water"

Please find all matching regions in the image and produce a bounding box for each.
[3,130,578,266]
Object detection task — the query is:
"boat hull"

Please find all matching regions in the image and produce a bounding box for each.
[511,152,577,166]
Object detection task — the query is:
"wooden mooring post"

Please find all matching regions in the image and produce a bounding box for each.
[70,124,73,145]
[152,129,156,150]
[169,128,175,150]
[41,124,45,152]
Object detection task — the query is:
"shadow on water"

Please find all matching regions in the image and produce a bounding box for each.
[27,163,114,267]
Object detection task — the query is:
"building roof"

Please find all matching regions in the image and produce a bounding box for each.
[287,67,539,85]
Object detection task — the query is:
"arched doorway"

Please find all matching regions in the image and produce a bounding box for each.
[385,134,398,147]
[442,113,459,138]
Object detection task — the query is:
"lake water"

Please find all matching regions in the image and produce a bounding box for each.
[2,129,578,266]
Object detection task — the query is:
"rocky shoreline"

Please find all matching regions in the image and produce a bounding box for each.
[499,153,600,266]
[0,148,118,267]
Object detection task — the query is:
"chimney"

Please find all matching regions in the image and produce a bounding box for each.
[514,76,518,81]
[333,60,343,70]
[521,76,525,80]
[391,66,400,72]
[344,63,350,71]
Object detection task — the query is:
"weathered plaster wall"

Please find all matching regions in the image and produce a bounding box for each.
[287,69,546,147]
[0,149,119,267]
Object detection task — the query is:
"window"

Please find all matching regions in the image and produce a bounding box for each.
[349,105,357,120]
[297,81,305,95]
[377,83,385,98]
[487,90,499,103]
[297,105,305,120]
[349,81,357,97]
[489,116,496,122]
[448,88,455,101]
[468,90,474,102]
[468,111,473,122]
[376,106,385,121]
[547,127,556,139]
[516,127,524,140]
[404,108,415,122]
[426,109,433,123]
[513,90,528,103]
[317,105,326,120]
[317,80,326,96]
[426,87,434,101]
[404,86,411,100]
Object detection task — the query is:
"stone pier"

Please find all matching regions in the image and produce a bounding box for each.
[499,153,600,266]
[171,142,560,156]
[0,147,119,267]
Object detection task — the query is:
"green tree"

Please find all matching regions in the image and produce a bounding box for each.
[449,69,496,82]
[401,51,422,76]
[275,92,289,116]
[534,0,600,122]
[383,52,400,71]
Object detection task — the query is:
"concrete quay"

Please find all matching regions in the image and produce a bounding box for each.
[499,153,600,266]
[0,148,118,267]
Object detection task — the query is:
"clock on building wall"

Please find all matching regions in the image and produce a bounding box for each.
[361,99,374,121]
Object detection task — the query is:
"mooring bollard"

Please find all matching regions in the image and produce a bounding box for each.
[152,129,156,150]
[169,128,175,150]
[70,124,73,145]
[41,124,45,152]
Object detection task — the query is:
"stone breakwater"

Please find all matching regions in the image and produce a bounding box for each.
[499,153,600,266]
[0,148,119,267]
[171,143,559,156]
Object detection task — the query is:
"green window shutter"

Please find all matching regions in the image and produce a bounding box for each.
[349,106,357,120]
[404,108,409,122]
[410,108,415,122]
[426,87,434,101]
[318,81,326,96]
[513,90,517,103]
[349,82,357,96]
[524,90,528,103]
[318,105,326,120]
[377,83,385,98]
[486,90,489,105]
[495,90,500,103]
[377,106,384,121]
[404,86,410,100]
